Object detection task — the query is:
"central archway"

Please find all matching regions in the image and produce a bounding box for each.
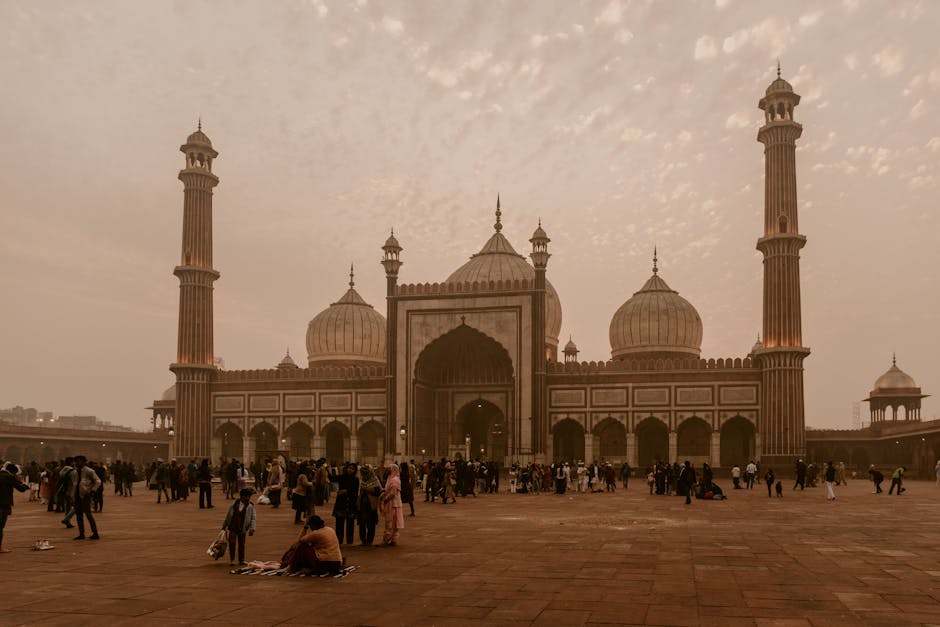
[635,417,668,468]
[552,419,585,463]
[412,323,514,460]
[456,399,506,461]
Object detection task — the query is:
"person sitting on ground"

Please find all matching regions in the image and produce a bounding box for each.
[285,514,343,575]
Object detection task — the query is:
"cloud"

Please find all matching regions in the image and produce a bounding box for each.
[615,29,634,44]
[694,36,718,61]
[872,46,905,77]
[530,34,549,48]
[910,99,927,120]
[380,16,404,36]
[725,111,752,129]
[722,18,792,57]
[844,54,857,70]
[595,1,624,25]
[926,137,940,152]
[715,0,731,8]
[799,11,823,27]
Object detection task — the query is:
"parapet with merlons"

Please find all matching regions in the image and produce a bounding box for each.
[396,278,533,296]
[547,356,756,374]
[214,365,386,382]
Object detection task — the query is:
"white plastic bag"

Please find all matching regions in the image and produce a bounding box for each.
[207,529,228,559]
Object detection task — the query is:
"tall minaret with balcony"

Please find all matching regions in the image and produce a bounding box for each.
[529,215,550,457]
[170,123,220,459]
[754,66,811,466]
[381,229,403,458]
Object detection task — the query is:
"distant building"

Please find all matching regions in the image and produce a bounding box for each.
[55,415,98,429]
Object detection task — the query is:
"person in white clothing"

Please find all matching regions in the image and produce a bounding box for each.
[745,461,758,489]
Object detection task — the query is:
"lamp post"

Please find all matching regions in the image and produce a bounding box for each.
[168,428,176,461]
[399,425,407,457]
[465,433,471,461]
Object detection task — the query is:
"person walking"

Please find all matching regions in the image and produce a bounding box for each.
[267,460,284,508]
[291,467,312,524]
[620,462,631,489]
[357,465,381,545]
[332,463,359,544]
[764,468,775,497]
[888,466,906,495]
[0,462,29,553]
[223,488,256,566]
[73,455,101,540]
[934,460,940,487]
[197,459,214,509]
[679,461,696,505]
[868,465,884,494]
[824,461,837,501]
[731,464,742,489]
[793,459,807,490]
[745,460,758,489]
[379,463,404,546]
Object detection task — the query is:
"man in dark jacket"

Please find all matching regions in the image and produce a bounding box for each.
[679,461,696,505]
[0,462,29,552]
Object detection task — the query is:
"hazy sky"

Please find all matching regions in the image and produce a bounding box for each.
[1,0,938,431]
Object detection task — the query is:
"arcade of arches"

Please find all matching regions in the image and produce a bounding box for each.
[550,415,759,469]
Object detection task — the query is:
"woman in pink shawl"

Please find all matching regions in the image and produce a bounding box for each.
[379,463,404,546]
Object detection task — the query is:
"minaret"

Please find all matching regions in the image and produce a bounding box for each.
[170,122,220,459]
[381,229,403,459]
[529,213,550,457]
[754,65,811,467]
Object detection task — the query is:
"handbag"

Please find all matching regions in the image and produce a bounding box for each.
[207,530,228,560]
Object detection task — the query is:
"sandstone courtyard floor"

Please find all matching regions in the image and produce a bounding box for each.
[2,479,940,626]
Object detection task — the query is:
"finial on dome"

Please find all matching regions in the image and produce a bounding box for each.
[652,246,659,275]
[892,352,896,366]
[349,263,355,288]
[776,59,781,78]
[197,117,202,132]
[495,194,502,232]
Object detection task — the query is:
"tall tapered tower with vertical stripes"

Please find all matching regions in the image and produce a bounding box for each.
[170,124,220,459]
[754,67,811,467]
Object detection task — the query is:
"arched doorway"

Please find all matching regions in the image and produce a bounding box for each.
[358,421,385,464]
[284,422,313,460]
[635,417,668,468]
[322,421,349,465]
[720,416,755,467]
[552,419,585,463]
[216,422,244,461]
[249,422,279,465]
[677,417,711,463]
[456,399,507,461]
[413,323,515,460]
[594,418,627,460]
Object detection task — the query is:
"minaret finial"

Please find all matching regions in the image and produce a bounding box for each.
[776,59,781,78]
[892,352,896,366]
[495,194,502,232]
[197,117,202,132]
[652,246,659,274]
[349,263,355,288]
[286,347,290,357]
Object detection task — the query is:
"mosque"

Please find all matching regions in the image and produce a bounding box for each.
[150,71,937,474]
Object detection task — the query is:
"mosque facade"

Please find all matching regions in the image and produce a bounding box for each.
[154,74,821,471]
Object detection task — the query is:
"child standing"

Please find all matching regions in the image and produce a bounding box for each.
[223,488,256,566]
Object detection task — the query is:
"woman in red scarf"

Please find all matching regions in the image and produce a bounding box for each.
[379,463,404,546]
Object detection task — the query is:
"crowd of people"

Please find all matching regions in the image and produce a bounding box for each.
[1,452,937,565]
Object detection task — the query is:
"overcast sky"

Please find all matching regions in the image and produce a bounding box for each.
[1,0,938,431]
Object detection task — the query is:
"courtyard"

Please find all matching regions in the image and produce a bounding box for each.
[2,479,940,626]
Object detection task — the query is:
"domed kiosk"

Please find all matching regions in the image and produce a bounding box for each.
[864,355,928,422]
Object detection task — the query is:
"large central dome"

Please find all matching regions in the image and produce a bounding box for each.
[609,254,702,361]
[445,206,562,349]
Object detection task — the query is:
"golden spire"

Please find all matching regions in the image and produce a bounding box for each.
[349,263,355,288]
[652,246,659,275]
[494,194,502,232]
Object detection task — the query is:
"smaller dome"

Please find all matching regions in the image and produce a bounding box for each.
[750,334,763,354]
[765,77,793,95]
[306,266,386,366]
[186,129,212,147]
[873,357,918,390]
[277,349,299,370]
[384,229,401,250]
[161,385,176,401]
[530,222,549,242]
[564,336,578,353]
